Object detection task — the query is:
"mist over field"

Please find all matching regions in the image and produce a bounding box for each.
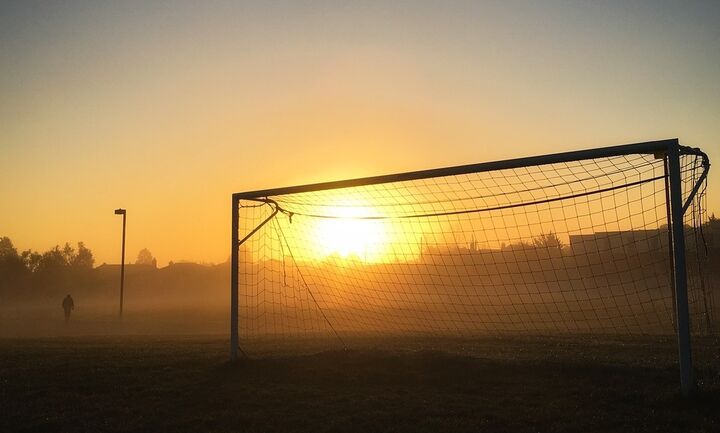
[3,229,718,341]
[0,266,229,338]
[0,237,230,337]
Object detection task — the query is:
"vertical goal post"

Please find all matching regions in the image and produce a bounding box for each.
[230,138,711,396]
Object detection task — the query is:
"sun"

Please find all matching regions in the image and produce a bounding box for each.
[309,198,388,262]
[316,217,386,260]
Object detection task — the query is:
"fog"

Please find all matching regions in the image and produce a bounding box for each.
[0,262,229,338]
[1,234,717,341]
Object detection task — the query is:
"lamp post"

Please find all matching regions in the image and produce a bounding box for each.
[114,208,126,318]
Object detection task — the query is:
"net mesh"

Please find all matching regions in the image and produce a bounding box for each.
[236,149,714,353]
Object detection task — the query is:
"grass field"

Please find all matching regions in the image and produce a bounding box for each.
[1,336,719,433]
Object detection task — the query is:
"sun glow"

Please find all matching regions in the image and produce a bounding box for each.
[267,193,425,263]
[312,204,388,262]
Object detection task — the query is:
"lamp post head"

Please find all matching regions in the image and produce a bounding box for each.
[114,208,126,215]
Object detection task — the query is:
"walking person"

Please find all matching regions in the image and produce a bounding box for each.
[62,294,74,323]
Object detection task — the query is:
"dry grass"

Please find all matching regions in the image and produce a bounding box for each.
[1,336,719,433]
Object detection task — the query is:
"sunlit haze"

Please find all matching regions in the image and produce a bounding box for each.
[313,209,391,262]
[1,0,718,266]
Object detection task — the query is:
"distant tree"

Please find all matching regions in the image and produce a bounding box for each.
[21,249,42,273]
[37,245,70,273]
[136,248,156,267]
[0,237,29,293]
[532,232,564,251]
[0,237,19,262]
[708,213,720,230]
[468,236,479,252]
[61,242,75,264]
[0,237,25,275]
[502,240,534,251]
[72,242,94,269]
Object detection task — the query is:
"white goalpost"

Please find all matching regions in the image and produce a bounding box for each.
[230,138,712,396]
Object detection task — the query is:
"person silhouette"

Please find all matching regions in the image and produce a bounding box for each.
[62,294,74,323]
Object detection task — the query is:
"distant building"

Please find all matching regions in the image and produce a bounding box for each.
[569,230,669,255]
[94,263,158,278]
[422,244,497,256]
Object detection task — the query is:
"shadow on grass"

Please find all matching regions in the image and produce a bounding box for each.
[205,349,719,433]
[2,339,719,433]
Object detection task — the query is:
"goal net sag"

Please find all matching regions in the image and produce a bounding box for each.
[231,139,712,389]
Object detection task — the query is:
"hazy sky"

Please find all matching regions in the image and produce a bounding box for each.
[1,0,719,266]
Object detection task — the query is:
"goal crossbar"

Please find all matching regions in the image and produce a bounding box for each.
[234,139,680,200]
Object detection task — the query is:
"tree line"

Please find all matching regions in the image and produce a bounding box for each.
[0,236,95,297]
[0,237,160,299]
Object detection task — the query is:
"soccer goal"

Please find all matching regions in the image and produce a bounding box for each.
[230,138,712,395]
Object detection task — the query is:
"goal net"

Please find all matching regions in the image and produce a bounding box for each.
[232,140,713,356]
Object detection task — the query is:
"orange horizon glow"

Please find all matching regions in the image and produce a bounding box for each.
[1,2,718,266]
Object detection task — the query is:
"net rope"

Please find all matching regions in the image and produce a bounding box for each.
[237,150,714,354]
